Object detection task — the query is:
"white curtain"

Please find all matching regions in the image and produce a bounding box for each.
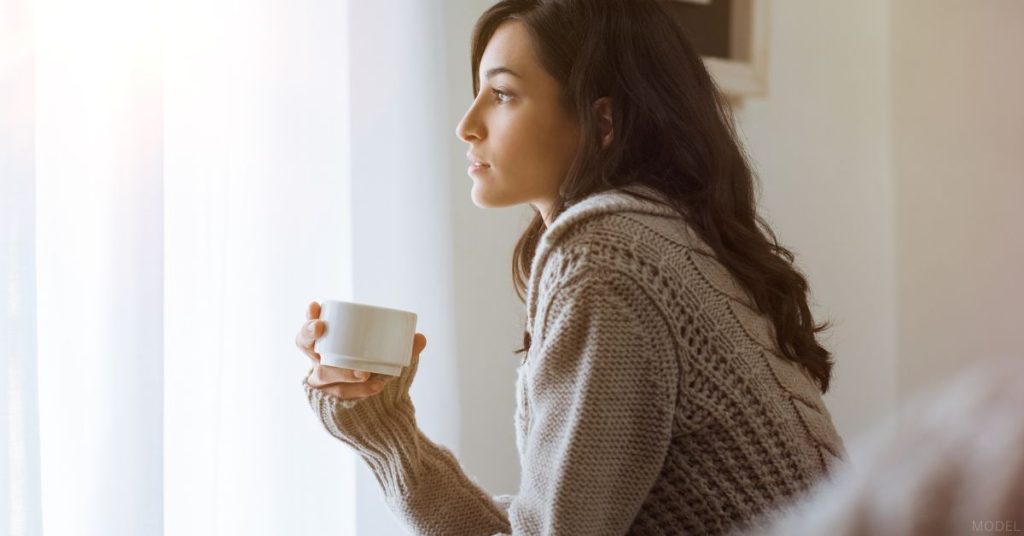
[1,0,461,534]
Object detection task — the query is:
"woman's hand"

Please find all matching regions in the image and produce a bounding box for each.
[296,301,427,402]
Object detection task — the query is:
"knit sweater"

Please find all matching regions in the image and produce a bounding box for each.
[303,184,847,535]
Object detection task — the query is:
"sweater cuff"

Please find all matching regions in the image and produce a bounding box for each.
[302,369,427,499]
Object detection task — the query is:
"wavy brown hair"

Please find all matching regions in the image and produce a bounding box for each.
[469,0,835,392]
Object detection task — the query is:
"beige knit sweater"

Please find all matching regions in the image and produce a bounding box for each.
[303,184,846,535]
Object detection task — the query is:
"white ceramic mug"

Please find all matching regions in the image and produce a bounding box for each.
[313,300,418,376]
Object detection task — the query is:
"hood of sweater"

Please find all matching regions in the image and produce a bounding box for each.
[525,183,704,333]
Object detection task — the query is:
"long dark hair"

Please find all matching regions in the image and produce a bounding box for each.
[469,0,835,392]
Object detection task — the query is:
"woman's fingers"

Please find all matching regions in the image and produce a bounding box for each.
[318,379,387,400]
[315,379,387,399]
[301,316,425,400]
[312,363,373,384]
[413,332,427,356]
[306,333,424,402]
[297,306,372,381]
[295,318,322,363]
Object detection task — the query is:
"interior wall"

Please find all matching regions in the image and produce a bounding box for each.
[891,0,1024,399]
[736,0,898,439]
[443,0,531,498]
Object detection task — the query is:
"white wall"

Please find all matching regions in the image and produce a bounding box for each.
[737,0,898,438]
[891,0,1024,400]
[442,0,531,498]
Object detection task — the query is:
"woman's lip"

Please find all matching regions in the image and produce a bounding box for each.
[468,163,490,174]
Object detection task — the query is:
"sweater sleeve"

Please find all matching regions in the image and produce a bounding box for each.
[302,356,513,535]
[507,269,679,535]
[302,268,677,535]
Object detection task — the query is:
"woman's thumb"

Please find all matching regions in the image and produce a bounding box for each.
[391,333,426,400]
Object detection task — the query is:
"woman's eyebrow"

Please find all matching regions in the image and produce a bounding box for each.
[483,66,522,80]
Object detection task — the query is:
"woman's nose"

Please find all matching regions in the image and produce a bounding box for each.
[455,116,473,142]
[455,106,482,142]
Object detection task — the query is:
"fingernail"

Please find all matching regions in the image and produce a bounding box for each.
[354,371,369,380]
[307,321,317,332]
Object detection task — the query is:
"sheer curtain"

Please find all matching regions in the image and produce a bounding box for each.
[2,0,461,534]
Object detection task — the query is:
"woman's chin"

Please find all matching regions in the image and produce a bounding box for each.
[470,179,534,210]
[470,182,503,208]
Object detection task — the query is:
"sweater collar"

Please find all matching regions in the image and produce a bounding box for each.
[525,184,680,331]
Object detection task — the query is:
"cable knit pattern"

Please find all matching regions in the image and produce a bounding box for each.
[302,184,846,535]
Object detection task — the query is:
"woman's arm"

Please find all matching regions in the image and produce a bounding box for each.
[303,361,513,535]
[506,269,679,534]
[303,267,677,535]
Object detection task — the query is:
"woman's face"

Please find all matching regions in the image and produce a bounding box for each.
[455,20,581,224]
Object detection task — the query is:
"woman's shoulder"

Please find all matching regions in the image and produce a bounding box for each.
[535,186,718,277]
[547,184,716,254]
[525,184,714,325]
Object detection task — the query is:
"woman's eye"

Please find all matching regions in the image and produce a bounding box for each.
[491,88,512,104]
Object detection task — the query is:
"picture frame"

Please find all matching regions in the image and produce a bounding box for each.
[660,0,771,99]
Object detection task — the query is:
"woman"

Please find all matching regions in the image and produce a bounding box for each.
[297,0,846,534]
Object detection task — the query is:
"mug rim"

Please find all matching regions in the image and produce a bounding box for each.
[321,299,417,318]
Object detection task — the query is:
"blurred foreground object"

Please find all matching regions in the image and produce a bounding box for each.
[744,355,1024,536]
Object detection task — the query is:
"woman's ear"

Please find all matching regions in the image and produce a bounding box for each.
[593,97,613,148]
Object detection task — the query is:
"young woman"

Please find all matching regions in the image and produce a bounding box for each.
[297,0,846,534]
